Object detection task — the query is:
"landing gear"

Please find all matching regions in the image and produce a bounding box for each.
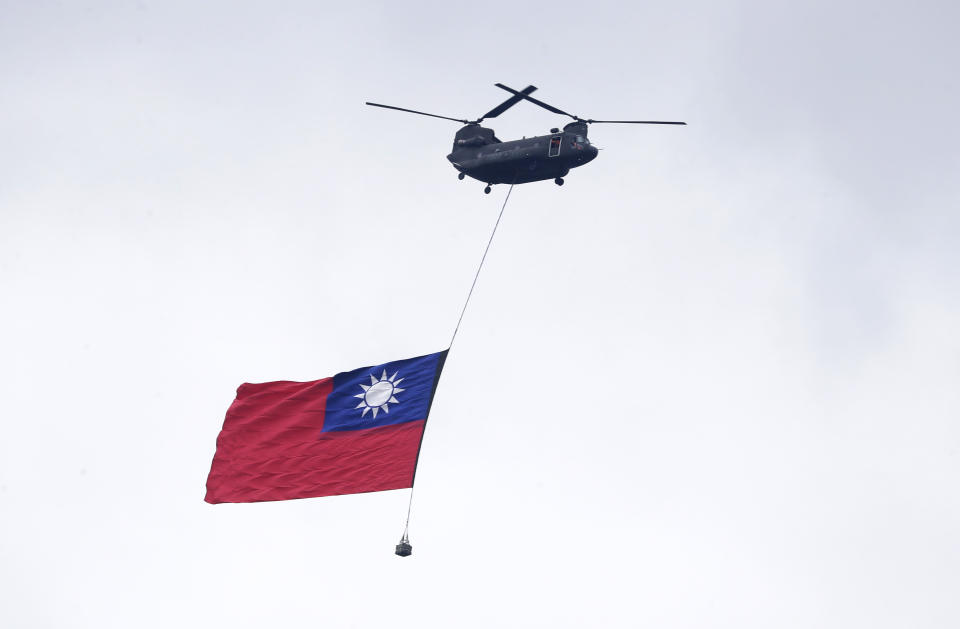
[458,172,465,180]
[554,177,565,186]
[483,185,492,194]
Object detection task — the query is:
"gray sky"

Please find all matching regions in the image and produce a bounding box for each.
[2,1,958,627]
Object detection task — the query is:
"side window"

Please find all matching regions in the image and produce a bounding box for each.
[548,136,562,157]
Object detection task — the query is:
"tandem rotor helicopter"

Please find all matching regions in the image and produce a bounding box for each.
[366,83,686,194]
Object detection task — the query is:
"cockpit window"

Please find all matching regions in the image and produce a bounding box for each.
[575,135,589,144]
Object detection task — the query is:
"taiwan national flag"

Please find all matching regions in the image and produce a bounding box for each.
[205,350,447,503]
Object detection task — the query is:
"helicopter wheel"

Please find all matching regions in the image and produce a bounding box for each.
[554,177,565,186]
[483,185,492,194]
[458,172,465,180]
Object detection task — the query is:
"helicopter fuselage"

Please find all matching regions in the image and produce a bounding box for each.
[367,83,683,193]
[446,122,598,185]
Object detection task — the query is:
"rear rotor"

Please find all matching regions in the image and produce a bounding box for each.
[366,85,539,125]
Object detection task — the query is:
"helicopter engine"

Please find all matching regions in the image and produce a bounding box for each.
[452,124,500,151]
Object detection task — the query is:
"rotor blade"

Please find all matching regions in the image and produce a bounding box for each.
[365,102,469,124]
[585,119,687,125]
[479,84,538,120]
[494,83,579,120]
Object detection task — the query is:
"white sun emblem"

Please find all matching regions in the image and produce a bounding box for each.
[354,370,405,419]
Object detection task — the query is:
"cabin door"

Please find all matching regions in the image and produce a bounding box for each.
[548,135,562,157]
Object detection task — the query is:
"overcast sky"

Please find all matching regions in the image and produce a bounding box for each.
[2,1,959,627]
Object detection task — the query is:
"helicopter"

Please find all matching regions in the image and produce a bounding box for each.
[366,83,686,194]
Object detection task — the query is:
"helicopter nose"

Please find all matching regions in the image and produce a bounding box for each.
[582,144,598,163]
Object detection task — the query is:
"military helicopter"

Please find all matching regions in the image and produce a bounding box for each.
[366,83,685,193]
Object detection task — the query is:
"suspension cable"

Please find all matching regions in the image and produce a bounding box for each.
[449,181,516,350]
[400,181,517,548]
